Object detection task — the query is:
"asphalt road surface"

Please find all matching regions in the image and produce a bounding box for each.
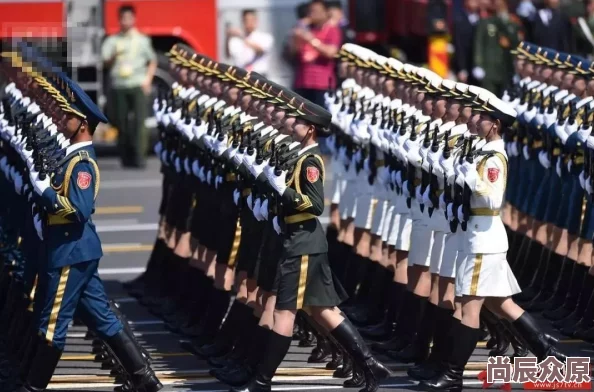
[48,156,594,392]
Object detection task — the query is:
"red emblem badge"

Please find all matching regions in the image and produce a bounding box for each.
[306,166,320,183]
[487,168,500,183]
[77,171,92,190]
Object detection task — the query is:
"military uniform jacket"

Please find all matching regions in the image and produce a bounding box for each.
[281,144,327,257]
[41,143,103,268]
[463,139,508,254]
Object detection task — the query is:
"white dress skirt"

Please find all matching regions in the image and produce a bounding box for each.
[438,231,460,279]
[455,252,522,297]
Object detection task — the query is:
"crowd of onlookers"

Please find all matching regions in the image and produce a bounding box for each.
[453,0,594,96]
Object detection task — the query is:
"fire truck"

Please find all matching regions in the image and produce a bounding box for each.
[0,0,308,147]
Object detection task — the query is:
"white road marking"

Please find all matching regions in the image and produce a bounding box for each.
[128,320,164,326]
[96,223,158,233]
[101,179,162,189]
[98,267,145,275]
[67,330,169,338]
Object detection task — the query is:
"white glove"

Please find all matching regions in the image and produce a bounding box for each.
[273,216,282,235]
[233,151,245,167]
[544,110,558,128]
[243,151,257,171]
[160,150,168,165]
[422,186,433,208]
[447,203,455,222]
[556,158,562,178]
[253,198,264,221]
[198,166,206,182]
[457,205,465,223]
[268,170,288,196]
[214,135,229,157]
[33,213,43,240]
[408,147,423,168]
[206,170,213,185]
[440,156,455,179]
[184,158,191,174]
[233,189,240,205]
[153,141,163,156]
[523,107,537,123]
[511,141,519,157]
[174,157,182,173]
[250,159,269,179]
[460,161,478,190]
[214,175,222,189]
[29,170,50,195]
[567,159,573,174]
[522,145,530,161]
[192,160,200,177]
[14,172,22,194]
[260,198,269,220]
[580,171,586,190]
[538,151,551,169]
[193,122,208,139]
[247,193,254,211]
[472,67,486,81]
[169,109,182,126]
[587,177,593,195]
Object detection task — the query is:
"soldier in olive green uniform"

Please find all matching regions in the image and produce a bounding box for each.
[472,0,523,97]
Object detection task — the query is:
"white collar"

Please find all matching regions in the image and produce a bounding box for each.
[66,141,93,156]
[298,143,319,156]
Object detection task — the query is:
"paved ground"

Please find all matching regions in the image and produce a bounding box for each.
[47,156,594,392]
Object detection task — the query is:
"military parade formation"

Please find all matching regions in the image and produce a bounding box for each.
[1,33,594,392]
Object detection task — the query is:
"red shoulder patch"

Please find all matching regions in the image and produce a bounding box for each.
[487,168,499,183]
[77,171,92,190]
[306,166,320,183]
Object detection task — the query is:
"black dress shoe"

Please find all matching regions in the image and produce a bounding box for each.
[298,330,316,347]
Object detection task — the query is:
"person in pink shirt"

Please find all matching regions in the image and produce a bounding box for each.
[288,0,342,109]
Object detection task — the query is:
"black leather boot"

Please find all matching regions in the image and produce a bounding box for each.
[407,308,456,382]
[371,290,417,353]
[388,301,436,363]
[516,243,549,302]
[501,320,529,360]
[333,349,354,378]
[196,300,249,359]
[512,312,566,362]
[420,322,480,392]
[19,339,63,391]
[215,324,271,387]
[557,273,594,336]
[308,333,331,363]
[544,263,588,321]
[343,364,365,388]
[105,329,163,392]
[542,257,574,312]
[573,289,594,341]
[360,282,405,341]
[325,336,343,370]
[481,309,510,356]
[524,252,566,312]
[331,319,391,392]
[229,331,292,392]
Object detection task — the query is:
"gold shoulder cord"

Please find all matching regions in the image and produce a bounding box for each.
[62,154,101,201]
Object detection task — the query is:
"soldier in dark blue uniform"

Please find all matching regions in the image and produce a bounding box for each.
[17,74,162,392]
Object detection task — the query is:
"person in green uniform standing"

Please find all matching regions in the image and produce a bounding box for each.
[101,4,157,168]
[472,0,522,97]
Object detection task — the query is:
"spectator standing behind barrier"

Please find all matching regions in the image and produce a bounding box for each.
[290,0,341,109]
[574,0,594,57]
[452,0,480,83]
[327,1,355,45]
[226,9,274,77]
[101,5,156,169]
[472,0,522,97]
[529,0,574,52]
